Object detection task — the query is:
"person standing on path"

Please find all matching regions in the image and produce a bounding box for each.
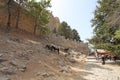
[94,50,99,60]
[101,55,105,65]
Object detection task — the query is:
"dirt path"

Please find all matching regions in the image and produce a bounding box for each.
[82,56,120,80]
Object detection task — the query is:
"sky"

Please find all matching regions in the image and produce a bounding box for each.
[49,0,98,42]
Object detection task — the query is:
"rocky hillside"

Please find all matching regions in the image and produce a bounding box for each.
[0,0,89,53]
[0,29,88,80]
[0,1,89,79]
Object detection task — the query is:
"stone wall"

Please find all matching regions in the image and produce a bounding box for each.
[0,0,35,33]
[0,1,61,34]
[49,34,89,54]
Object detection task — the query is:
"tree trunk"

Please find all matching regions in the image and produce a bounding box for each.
[15,8,20,29]
[34,23,37,35]
[34,18,38,35]
[15,0,23,29]
[7,0,12,32]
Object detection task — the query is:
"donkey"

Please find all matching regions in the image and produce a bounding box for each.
[45,44,59,54]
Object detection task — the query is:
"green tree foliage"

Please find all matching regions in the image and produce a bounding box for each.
[58,21,72,39]
[0,0,9,8]
[72,29,81,42]
[39,26,51,36]
[28,0,51,35]
[89,0,120,54]
[58,21,81,42]
[114,29,120,40]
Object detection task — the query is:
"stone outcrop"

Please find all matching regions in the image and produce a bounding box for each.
[47,14,60,32]
[0,77,11,80]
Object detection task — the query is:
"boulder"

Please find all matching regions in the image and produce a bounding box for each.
[0,78,11,80]
[66,55,76,63]
[0,67,15,75]
[10,59,26,72]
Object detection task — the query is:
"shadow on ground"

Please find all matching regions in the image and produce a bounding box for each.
[84,62,112,71]
[72,71,94,80]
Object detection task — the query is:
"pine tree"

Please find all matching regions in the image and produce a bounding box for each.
[89,0,120,54]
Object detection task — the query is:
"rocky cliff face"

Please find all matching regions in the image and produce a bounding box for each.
[47,14,60,32]
[0,0,35,33]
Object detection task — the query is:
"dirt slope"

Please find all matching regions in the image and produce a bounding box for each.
[0,30,120,80]
[0,30,87,80]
